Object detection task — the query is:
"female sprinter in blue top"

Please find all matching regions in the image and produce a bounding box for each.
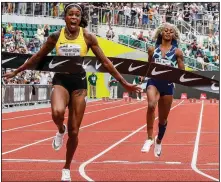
[141,23,185,157]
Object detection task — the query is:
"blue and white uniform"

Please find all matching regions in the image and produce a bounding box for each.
[146,45,177,96]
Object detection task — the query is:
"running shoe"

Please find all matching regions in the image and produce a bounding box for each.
[154,135,162,157]
[52,124,67,151]
[61,168,71,181]
[141,139,154,152]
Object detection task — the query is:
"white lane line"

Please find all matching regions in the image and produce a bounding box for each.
[191,100,219,182]
[206,163,219,166]
[176,131,219,134]
[2,101,143,133]
[2,104,147,155]
[2,159,66,163]
[2,99,102,114]
[198,163,219,166]
[2,112,51,121]
[2,137,54,155]
[2,169,219,172]
[2,159,181,165]
[79,101,184,181]
[2,99,122,121]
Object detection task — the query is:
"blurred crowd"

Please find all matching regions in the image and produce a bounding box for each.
[2,23,50,54]
[2,69,54,85]
[2,2,219,33]
[2,22,53,85]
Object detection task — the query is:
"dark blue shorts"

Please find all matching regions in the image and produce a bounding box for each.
[142,16,148,24]
[146,79,174,96]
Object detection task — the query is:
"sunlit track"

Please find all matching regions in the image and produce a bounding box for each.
[2,101,147,155]
[2,100,143,132]
[2,99,123,121]
[2,100,219,181]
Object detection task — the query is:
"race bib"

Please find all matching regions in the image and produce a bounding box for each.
[58,44,81,56]
[155,58,171,66]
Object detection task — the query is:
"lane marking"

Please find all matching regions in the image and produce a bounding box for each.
[2,158,181,165]
[2,104,147,155]
[2,169,219,172]
[79,101,184,181]
[2,99,122,120]
[2,99,101,114]
[191,100,219,181]
[2,101,143,133]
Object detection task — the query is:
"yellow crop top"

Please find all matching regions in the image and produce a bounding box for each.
[55,27,88,57]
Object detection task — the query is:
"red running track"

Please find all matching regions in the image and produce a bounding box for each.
[2,99,219,181]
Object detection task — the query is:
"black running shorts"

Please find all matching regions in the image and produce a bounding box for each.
[52,72,87,94]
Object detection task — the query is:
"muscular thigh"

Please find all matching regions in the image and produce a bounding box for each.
[68,89,87,130]
[51,85,70,112]
[146,80,160,107]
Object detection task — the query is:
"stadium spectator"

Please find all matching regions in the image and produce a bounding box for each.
[142,3,149,27]
[52,2,59,17]
[208,12,214,34]
[59,3,64,17]
[39,71,49,85]
[183,8,191,24]
[106,26,115,40]
[184,45,192,57]
[165,7,173,23]
[7,2,13,13]
[136,5,142,27]
[118,4,124,25]
[6,23,13,33]
[113,5,119,25]
[88,72,98,99]
[124,3,131,26]
[133,76,143,100]
[18,3,27,15]
[130,4,137,26]
[44,24,50,42]
[214,54,219,66]
[137,31,147,41]
[176,9,183,21]
[37,24,45,44]
[190,39,198,56]
[131,31,138,39]
[27,35,42,53]
[109,75,118,100]
[214,15,219,33]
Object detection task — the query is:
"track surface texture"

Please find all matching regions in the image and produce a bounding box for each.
[2,99,219,181]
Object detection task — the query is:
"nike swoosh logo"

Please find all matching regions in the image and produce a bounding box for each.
[211,75,215,79]
[179,74,202,82]
[95,61,102,70]
[128,64,145,72]
[211,83,219,91]
[52,139,60,150]
[2,57,17,64]
[168,83,173,86]
[82,60,92,69]
[48,59,70,69]
[151,67,172,75]
[113,61,124,68]
[82,76,86,80]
